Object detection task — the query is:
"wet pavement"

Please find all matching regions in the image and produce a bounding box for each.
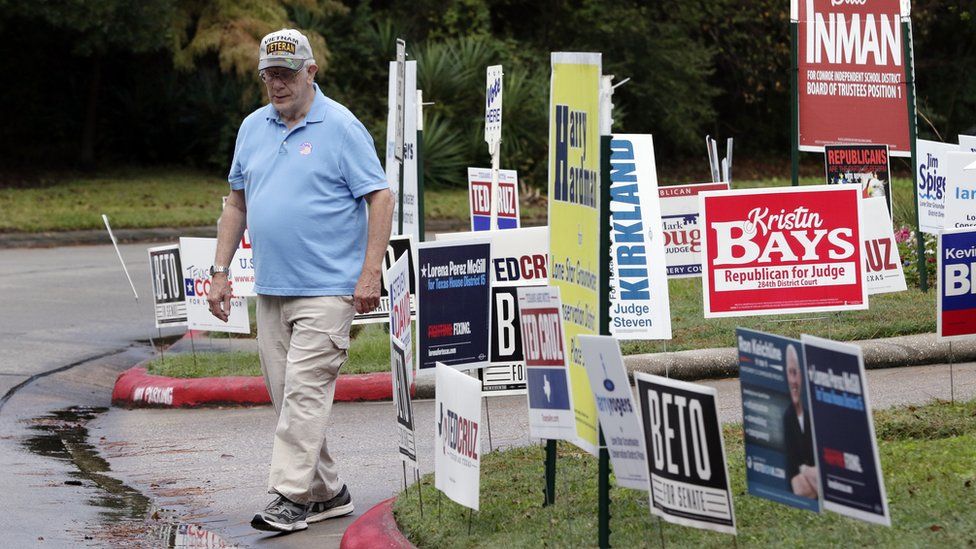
[92,360,976,548]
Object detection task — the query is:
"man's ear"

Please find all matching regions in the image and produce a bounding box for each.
[307,63,319,82]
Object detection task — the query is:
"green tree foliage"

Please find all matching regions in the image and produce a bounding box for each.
[1,0,974,184]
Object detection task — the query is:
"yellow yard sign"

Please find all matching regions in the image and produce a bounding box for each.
[548,52,602,455]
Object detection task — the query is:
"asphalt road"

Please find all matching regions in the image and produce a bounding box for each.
[0,243,182,546]
[0,243,184,401]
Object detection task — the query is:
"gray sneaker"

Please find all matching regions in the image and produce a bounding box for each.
[306,485,355,523]
[251,494,309,532]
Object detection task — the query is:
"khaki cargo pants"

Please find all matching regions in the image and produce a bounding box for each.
[256,295,355,505]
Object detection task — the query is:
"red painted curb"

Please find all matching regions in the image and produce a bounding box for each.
[112,367,397,408]
[340,497,414,549]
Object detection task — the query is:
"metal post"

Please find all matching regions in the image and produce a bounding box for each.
[790,20,800,186]
[903,18,927,292]
[417,90,426,241]
[543,440,557,506]
[598,134,613,548]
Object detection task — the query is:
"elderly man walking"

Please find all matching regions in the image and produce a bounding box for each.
[207,28,393,533]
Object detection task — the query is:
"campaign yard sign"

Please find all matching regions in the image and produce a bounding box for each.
[355,235,416,325]
[608,135,672,340]
[825,144,892,216]
[659,182,730,278]
[737,328,820,512]
[938,228,976,338]
[434,363,482,511]
[388,253,417,465]
[386,60,420,243]
[391,338,417,465]
[438,226,548,395]
[945,152,976,230]
[219,197,256,296]
[635,373,737,535]
[861,197,906,295]
[795,0,911,156]
[518,286,576,441]
[178,237,250,334]
[468,168,520,231]
[548,52,603,455]
[700,185,868,318]
[147,244,187,328]
[960,135,976,153]
[417,239,491,371]
[801,335,890,526]
[916,139,958,234]
[579,335,649,491]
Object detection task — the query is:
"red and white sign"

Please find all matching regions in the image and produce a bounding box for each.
[468,168,520,231]
[795,0,911,156]
[700,186,868,317]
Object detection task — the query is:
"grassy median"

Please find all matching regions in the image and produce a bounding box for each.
[393,398,976,547]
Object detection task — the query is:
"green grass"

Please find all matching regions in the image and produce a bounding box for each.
[0,167,229,232]
[621,277,934,355]
[150,323,396,377]
[0,169,547,233]
[146,351,262,378]
[394,399,976,547]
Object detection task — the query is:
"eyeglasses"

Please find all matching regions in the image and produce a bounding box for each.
[259,66,305,85]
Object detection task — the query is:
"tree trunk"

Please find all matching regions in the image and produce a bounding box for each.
[80,56,101,169]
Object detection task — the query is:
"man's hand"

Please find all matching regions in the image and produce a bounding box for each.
[353,267,382,314]
[791,465,820,498]
[207,274,233,322]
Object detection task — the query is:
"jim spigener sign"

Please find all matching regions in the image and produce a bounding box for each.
[636,373,737,535]
[148,244,187,328]
[608,134,671,340]
[916,139,957,234]
[700,186,868,318]
[938,228,976,338]
[438,227,548,395]
[579,335,649,491]
[802,335,890,526]
[386,60,419,242]
[417,239,492,371]
[795,0,911,156]
[435,364,482,511]
[737,328,820,512]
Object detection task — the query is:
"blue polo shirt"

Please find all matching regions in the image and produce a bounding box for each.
[228,84,389,296]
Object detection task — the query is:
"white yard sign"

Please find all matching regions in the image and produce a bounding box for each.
[608,134,671,340]
[945,152,976,230]
[861,197,906,295]
[178,237,250,334]
[579,335,649,491]
[434,364,482,511]
[386,59,420,242]
[485,65,503,147]
[915,139,958,234]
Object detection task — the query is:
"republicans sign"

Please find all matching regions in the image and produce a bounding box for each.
[794,0,911,156]
[700,186,868,317]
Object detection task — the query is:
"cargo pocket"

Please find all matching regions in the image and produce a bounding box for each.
[329,333,351,370]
